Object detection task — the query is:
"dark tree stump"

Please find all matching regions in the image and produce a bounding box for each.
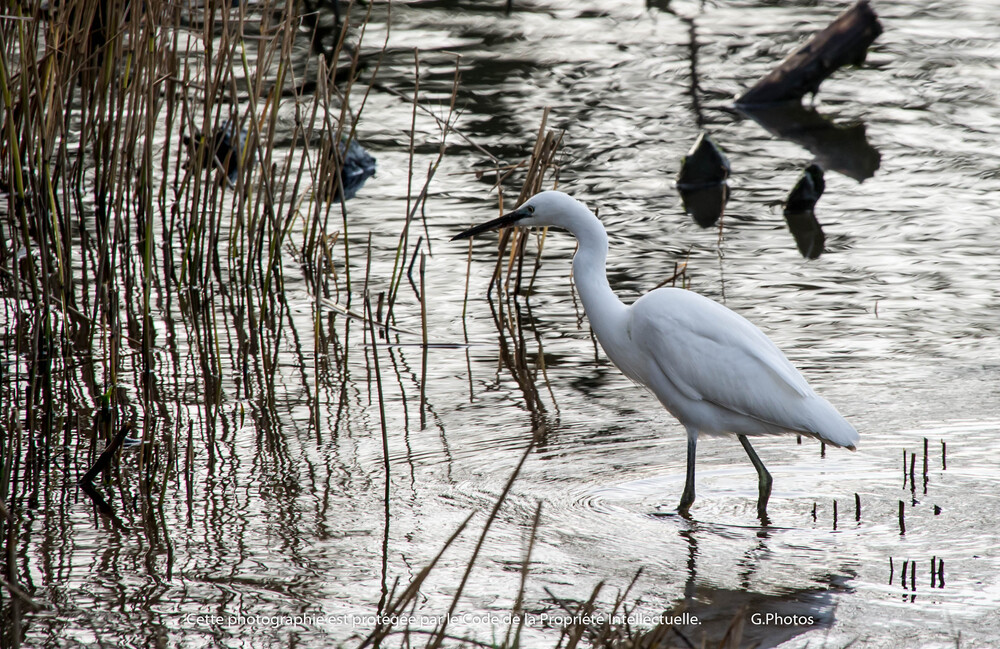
[736,0,883,106]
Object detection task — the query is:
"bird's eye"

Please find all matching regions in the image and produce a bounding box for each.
[526,205,535,214]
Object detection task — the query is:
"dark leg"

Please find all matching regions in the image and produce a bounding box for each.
[678,432,697,517]
[738,434,772,524]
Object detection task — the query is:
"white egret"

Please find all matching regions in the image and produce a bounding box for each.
[453,190,859,522]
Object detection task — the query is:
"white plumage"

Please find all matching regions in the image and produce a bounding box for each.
[620,287,858,447]
[454,190,858,521]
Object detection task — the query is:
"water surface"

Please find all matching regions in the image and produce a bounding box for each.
[10,1,1000,647]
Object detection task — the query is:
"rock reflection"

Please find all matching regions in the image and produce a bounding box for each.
[679,183,730,229]
[740,102,880,182]
[784,209,826,259]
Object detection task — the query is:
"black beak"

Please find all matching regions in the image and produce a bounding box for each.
[451,206,529,241]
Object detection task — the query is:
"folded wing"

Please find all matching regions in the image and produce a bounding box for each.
[629,288,858,448]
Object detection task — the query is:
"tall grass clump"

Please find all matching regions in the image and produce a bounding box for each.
[0,1,387,641]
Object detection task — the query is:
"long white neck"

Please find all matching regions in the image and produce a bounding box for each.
[558,203,627,345]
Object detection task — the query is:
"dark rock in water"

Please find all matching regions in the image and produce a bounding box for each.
[679,183,729,229]
[338,138,376,200]
[677,132,731,189]
[677,132,730,227]
[785,163,825,211]
[183,119,249,186]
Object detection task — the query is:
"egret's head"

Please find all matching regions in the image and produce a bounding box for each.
[451,190,587,240]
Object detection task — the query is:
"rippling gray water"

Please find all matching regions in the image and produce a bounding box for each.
[15,1,1000,647]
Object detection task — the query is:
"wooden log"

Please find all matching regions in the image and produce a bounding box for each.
[736,0,882,106]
